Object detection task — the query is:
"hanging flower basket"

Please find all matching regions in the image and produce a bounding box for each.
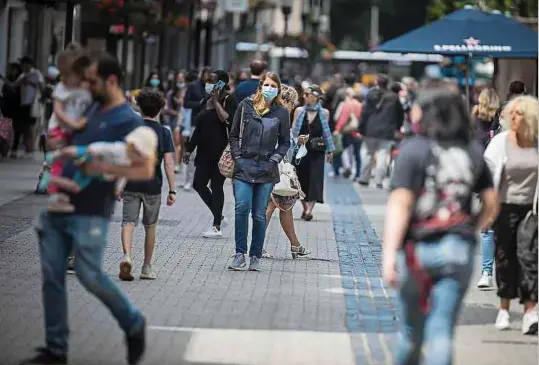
[96,0,162,22]
[164,12,191,30]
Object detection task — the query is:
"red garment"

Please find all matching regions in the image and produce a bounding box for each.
[404,240,433,315]
[335,99,362,138]
[48,126,71,194]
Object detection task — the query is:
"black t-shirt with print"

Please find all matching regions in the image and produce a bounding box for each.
[390,135,493,241]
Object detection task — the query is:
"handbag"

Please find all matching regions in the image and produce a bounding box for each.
[218,106,244,178]
[308,137,326,152]
[342,112,359,135]
[273,161,303,197]
[516,181,538,252]
[332,133,343,155]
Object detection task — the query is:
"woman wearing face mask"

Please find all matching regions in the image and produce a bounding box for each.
[145,72,164,93]
[293,85,335,221]
[263,84,311,259]
[165,73,186,172]
[228,72,291,271]
[185,70,238,238]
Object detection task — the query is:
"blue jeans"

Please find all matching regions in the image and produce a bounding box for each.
[233,179,274,259]
[396,234,475,365]
[332,136,362,178]
[35,211,144,357]
[480,229,494,275]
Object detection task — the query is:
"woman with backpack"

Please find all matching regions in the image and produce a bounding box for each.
[263,84,311,259]
[382,85,499,364]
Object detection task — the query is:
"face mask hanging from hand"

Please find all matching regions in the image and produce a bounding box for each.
[294,144,308,165]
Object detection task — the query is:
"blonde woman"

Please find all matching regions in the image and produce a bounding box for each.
[473,88,500,289]
[228,72,291,271]
[263,85,311,259]
[484,95,538,334]
[472,88,500,147]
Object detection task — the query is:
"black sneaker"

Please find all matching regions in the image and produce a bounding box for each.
[20,347,67,364]
[126,317,146,365]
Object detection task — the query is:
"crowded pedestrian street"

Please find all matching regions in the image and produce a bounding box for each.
[0,156,536,365]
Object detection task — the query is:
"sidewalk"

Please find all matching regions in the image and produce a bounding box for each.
[354,183,538,365]
[0,162,536,364]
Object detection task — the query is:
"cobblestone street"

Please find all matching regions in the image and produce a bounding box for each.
[0,160,537,364]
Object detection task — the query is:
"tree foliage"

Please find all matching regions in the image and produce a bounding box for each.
[427,0,538,20]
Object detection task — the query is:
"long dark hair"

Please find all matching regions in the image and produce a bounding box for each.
[144,71,164,92]
[417,87,472,143]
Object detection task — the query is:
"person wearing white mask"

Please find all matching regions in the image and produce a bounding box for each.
[184,70,237,238]
[228,72,291,271]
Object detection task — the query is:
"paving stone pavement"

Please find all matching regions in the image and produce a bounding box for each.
[353,183,538,365]
[0,158,537,365]
[0,169,355,365]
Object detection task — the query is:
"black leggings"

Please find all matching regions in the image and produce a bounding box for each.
[193,162,226,227]
[493,203,537,303]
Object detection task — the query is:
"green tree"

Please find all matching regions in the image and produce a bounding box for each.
[427,0,537,20]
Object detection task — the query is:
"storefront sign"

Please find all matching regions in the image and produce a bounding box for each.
[224,0,248,13]
[434,37,511,53]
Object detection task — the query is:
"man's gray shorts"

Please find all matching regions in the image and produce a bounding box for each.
[122,191,161,227]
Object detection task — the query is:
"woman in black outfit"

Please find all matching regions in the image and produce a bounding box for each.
[185,70,238,238]
[293,85,335,221]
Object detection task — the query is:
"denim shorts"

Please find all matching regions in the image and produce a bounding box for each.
[122,191,161,226]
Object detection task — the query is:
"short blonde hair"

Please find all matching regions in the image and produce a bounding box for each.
[280,84,298,112]
[476,88,500,121]
[501,95,538,143]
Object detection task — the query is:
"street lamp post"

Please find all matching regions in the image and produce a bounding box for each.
[308,0,321,78]
[281,0,292,36]
[280,0,293,76]
[301,0,310,34]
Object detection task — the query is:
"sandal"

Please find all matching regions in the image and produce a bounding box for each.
[291,244,311,259]
[262,250,274,259]
[303,213,313,221]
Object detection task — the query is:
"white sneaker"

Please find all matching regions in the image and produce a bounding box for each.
[495,309,511,330]
[119,255,134,282]
[477,271,493,288]
[221,216,230,228]
[522,309,538,335]
[183,183,192,191]
[203,226,223,238]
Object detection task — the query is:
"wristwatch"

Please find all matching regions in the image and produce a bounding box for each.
[169,190,177,195]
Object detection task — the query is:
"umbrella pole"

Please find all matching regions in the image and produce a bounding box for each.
[465,54,471,112]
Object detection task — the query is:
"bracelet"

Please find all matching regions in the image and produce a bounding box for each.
[169,190,177,195]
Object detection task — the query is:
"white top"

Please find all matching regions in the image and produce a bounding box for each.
[48,82,92,131]
[20,69,44,106]
[87,141,130,166]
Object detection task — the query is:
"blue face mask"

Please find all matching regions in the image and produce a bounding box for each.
[262,86,278,102]
[177,82,185,89]
[150,79,160,87]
